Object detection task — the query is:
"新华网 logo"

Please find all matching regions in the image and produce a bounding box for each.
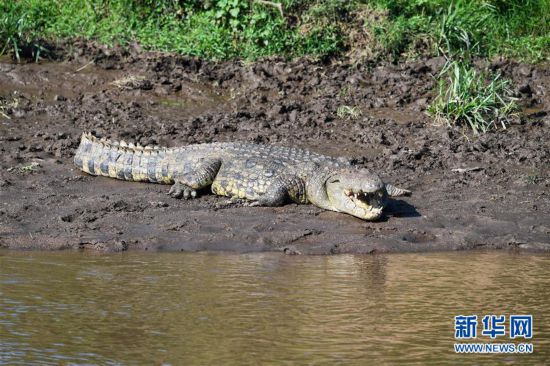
[453,314,533,354]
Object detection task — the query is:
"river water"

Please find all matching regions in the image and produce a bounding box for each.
[1,250,548,364]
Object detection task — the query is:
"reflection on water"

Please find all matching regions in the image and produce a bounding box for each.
[1,250,549,364]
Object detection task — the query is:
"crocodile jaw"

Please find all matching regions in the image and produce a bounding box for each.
[307,168,388,221]
[339,188,386,220]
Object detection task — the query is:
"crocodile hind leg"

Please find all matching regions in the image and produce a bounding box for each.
[168,158,221,199]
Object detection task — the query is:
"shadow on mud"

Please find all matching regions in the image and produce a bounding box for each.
[385,199,420,219]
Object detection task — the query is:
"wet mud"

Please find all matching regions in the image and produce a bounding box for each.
[1,43,549,254]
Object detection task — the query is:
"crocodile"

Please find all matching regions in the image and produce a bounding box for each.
[74,132,411,220]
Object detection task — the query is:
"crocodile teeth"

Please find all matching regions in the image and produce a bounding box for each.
[120,140,128,147]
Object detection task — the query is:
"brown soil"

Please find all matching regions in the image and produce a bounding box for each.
[1,43,549,254]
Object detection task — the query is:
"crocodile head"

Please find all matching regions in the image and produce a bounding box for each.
[307,168,388,220]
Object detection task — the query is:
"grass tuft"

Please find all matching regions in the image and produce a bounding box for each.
[7,162,41,174]
[336,105,362,120]
[0,94,20,119]
[427,61,519,134]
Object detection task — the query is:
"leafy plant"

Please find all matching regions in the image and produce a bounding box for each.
[427,61,518,134]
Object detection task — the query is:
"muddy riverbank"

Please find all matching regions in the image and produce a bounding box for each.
[1,43,549,254]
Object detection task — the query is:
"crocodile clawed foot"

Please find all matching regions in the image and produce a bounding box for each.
[168,182,197,200]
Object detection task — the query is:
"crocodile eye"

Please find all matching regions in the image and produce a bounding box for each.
[329,179,340,183]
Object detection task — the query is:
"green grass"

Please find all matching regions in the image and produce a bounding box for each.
[7,161,41,174]
[336,105,362,120]
[0,0,344,61]
[0,0,53,61]
[0,0,548,62]
[367,0,550,62]
[0,94,19,119]
[427,61,519,134]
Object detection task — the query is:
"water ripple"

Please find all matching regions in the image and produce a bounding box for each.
[0,250,548,364]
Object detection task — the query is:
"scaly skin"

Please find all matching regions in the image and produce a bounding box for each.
[74,132,411,220]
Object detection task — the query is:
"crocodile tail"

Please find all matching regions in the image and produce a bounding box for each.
[73,132,174,183]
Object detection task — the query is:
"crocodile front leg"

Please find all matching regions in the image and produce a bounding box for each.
[168,182,199,199]
[168,158,221,199]
[255,174,307,206]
